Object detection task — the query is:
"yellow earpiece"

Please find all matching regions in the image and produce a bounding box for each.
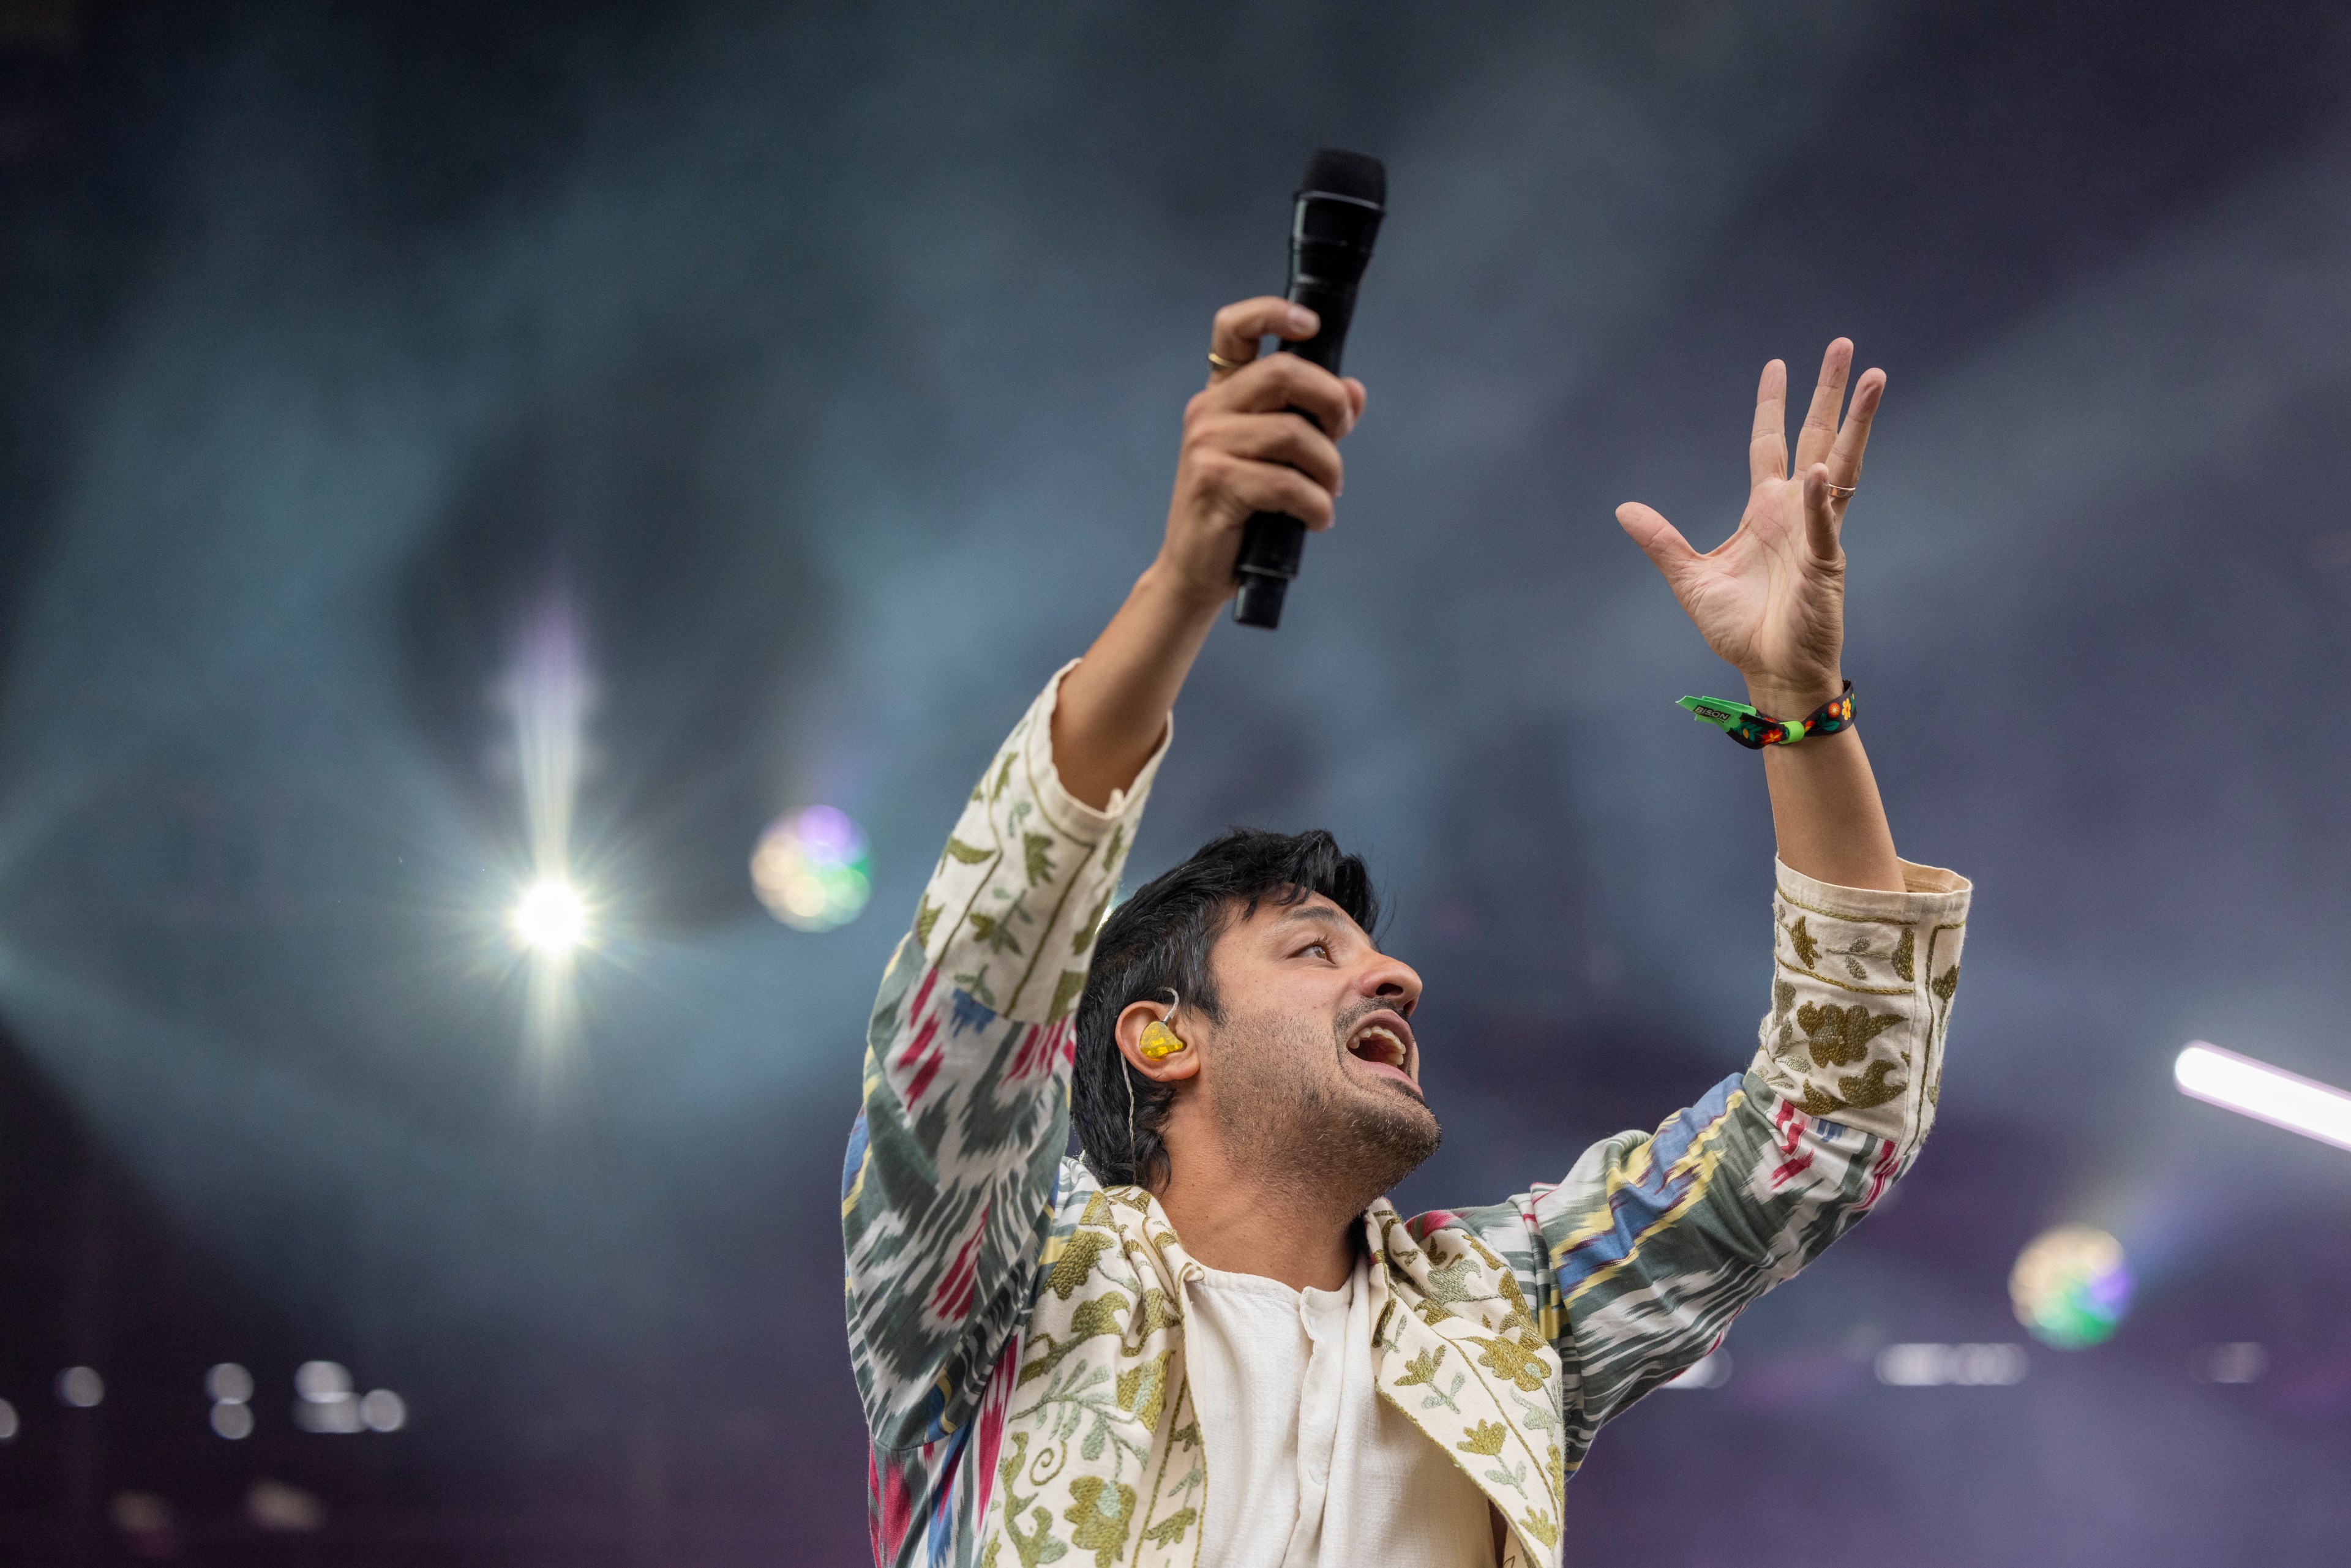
[1138,1019,1186,1061]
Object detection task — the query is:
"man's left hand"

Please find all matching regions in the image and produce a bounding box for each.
[1616,340,1884,719]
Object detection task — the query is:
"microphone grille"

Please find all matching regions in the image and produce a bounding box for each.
[1301,148,1385,206]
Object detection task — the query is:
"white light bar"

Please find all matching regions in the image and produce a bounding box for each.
[1874,1343,2027,1387]
[2175,1042,2351,1152]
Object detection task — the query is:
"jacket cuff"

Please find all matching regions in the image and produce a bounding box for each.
[1773,857,1971,923]
[1021,659,1172,835]
[1753,857,1971,1153]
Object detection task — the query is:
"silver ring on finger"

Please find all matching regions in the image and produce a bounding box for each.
[1826,482,1858,500]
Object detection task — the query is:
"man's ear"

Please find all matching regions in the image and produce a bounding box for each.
[1116,999,1201,1084]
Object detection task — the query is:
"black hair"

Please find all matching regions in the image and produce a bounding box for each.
[1070,827,1380,1189]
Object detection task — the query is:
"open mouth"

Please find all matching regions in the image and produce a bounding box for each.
[1345,1012,1420,1094]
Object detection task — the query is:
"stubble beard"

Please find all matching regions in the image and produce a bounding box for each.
[1207,1003,1442,1214]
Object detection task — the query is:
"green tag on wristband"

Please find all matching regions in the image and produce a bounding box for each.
[1678,682,1855,749]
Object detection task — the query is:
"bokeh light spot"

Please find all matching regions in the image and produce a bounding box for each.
[360,1389,408,1431]
[56,1366,103,1408]
[2198,1341,2267,1384]
[206,1362,253,1404]
[2010,1224,2132,1348]
[751,807,871,932]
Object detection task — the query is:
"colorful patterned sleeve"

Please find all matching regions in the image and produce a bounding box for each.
[841,661,1160,1462]
[1431,857,1969,1478]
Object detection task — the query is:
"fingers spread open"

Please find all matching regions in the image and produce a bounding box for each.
[1209,297,1320,381]
[1792,339,1853,474]
[1616,501,1700,585]
[1749,359,1789,490]
[1828,367,1885,493]
[1218,353,1356,437]
[1209,411,1344,495]
[1201,454,1337,530]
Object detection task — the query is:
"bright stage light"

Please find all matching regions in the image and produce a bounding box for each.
[501,596,594,1069]
[2010,1224,2132,1348]
[751,806,871,932]
[511,878,588,955]
[2175,1041,2351,1152]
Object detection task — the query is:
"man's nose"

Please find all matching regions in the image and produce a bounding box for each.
[1356,951,1423,1016]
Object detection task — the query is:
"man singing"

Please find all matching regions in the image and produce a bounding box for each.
[842,295,1970,1567]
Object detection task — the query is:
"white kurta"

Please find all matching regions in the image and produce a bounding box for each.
[1184,1251,1496,1567]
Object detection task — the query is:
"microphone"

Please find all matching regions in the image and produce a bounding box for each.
[1231,148,1387,629]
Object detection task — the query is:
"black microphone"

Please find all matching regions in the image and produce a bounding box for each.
[1231,149,1386,629]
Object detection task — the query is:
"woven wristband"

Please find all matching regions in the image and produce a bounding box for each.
[1677,681,1855,750]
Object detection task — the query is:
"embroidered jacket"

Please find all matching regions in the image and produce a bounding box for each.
[842,666,1971,1567]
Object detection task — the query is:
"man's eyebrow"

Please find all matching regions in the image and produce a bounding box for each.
[1265,903,1376,948]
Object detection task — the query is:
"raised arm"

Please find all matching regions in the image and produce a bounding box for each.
[1413,343,1968,1484]
[1052,296,1368,808]
[1616,341,1903,891]
[842,296,1368,1456]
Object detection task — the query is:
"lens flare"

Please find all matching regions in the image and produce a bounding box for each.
[751,807,871,932]
[2009,1223,2132,1348]
[496,593,597,1075]
[512,879,588,955]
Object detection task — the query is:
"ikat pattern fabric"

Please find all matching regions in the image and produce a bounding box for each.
[842,666,1971,1568]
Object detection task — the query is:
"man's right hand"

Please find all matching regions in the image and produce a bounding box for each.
[1052,297,1367,809]
[1154,296,1370,610]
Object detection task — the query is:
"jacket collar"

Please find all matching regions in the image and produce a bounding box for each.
[1087,1184,1565,1568]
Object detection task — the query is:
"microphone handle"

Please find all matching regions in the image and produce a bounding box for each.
[1231,274,1360,629]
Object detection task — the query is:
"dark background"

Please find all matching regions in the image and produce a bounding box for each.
[4,1,2350,1561]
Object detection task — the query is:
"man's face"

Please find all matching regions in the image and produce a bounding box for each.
[1196,893,1439,1202]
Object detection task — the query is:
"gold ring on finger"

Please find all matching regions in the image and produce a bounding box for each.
[1206,351,1244,374]
[1826,482,1858,500]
